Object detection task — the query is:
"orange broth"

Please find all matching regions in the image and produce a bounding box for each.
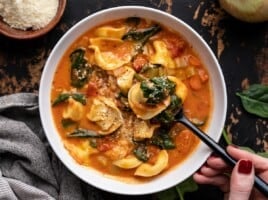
[51,18,212,182]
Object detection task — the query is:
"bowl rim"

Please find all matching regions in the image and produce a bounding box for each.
[39,6,227,195]
[0,0,66,39]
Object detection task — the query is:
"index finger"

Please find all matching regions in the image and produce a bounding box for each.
[227,145,268,171]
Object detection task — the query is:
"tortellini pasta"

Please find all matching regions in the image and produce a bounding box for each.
[62,98,85,121]
[150,40,175,69]
[134,150,168,177]
[128,82,170,120]
[133,119,159,141]
[64,140,98,165]
[167,76,188,102]
[113,155,142,169]
[87,97,123,135]
[104,139,131,161]
[89,38,133,70]
[116,66,136,95]
[94,26,126,39]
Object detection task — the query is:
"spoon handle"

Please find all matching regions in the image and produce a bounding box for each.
[178,114,268,197]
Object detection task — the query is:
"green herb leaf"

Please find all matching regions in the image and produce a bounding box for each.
[236,84,268,118]
[68,128,102,138]
[153,95,182,123]
[52,93,86,106]
[122,24,161,52]
[133,144,149,162]
[222,129,232,145]
[70,48,92,88]
[155,176,198,200]
[141,76,176,105]
[140,63,162,78]
[155,187,178,200]
[125,17,141,27]
[151,132,176,149]
[61,119,76,128]
[175,176,198,200]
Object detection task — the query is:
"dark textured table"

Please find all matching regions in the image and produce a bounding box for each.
[0,0,267,199]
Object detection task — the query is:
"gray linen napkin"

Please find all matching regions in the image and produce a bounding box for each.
[0,93,104,200]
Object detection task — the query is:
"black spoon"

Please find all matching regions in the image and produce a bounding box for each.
[174,109,268,197]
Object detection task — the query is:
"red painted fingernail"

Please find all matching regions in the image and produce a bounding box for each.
[238,160,252,174]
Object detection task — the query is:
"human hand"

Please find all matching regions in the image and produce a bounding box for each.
[193,145,268,200]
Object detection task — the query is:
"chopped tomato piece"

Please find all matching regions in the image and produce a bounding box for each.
[132,54,148,72]
[188,55,201,67]
[87,82,98,97]
[163,36,186,58]
[198,69,209,83]
[189,75,202,90]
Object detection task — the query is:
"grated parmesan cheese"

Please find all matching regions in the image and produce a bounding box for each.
[0,0,59,30]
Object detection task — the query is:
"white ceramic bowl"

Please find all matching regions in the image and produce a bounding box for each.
[39,6,227,195]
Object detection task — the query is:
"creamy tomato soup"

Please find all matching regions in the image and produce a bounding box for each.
[51,17,212,181]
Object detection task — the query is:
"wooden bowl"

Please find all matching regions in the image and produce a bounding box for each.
[0,0,66,40]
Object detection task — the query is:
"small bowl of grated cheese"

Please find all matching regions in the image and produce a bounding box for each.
[0,0,66,39]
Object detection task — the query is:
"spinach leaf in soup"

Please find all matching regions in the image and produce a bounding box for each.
[150,128,176,149]
[236,84,268,118]
[125,17,141,27]
[141,76,176,105]
[70,48,92,88]
[52,93,86,106]
[153,95,182,124]
[133,143,149,162]
[122,24,161,52]
[68,128,103,138]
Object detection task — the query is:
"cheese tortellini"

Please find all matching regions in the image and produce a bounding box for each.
[64,140,98,165]
[94,26,126,39]
[128,82,171,120]
[116,66,136,95]
[62,98,85,121]
[134,150,168,177]
[113,155,142,169]
[87,97,123,135]
[150,40,175,69]
[167,76,188,102]
[133,118,159,141]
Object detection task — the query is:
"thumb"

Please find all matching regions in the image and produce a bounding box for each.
[229,159,254,200]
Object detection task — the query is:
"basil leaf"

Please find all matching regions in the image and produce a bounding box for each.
[175,176,198,200]
[236,84,268,118]
[155,176,198,200]
[155,187,178,200]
